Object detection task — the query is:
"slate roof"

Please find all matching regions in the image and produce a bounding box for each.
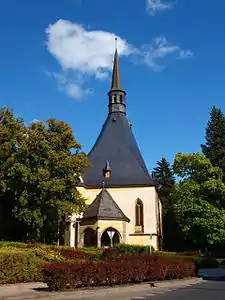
[82,45,154,188]
[83,112,155,187]
[82,189,130,222]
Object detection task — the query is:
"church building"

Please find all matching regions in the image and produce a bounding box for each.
[65,45,162,250]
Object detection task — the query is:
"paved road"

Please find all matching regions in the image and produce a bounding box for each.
[0,279,206,300]
[131,280,225,300]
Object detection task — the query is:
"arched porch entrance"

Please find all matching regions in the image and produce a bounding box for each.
[101,227,120,247]
[83,227,97,247]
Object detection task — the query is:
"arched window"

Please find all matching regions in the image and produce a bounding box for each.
[135,199,144,232]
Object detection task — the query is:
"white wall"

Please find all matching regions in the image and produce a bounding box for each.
[76,186,161,249]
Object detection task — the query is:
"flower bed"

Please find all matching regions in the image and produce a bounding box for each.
[42,254,198,291]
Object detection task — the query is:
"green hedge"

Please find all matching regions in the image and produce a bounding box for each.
[114,243,153,254]
[0,241,28,248]
[0,250,43,284]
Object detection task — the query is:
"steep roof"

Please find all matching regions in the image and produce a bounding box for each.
[83,112,154,187]
[83,43,154,188]
[82,189,130,222]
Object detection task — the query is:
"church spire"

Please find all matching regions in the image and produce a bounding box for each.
[111,46,122,90]
[108,38,126,115]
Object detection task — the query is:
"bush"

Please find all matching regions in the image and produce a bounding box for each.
[154,251,177,256]
[30,247,64,262]
[82,247,102,260]
[60,249,88,260]
[0,250,43,284]
[114,244,151,254]
[0,241,27,248]
[101,248,119,260]
[176,251,200,257]
[198,257,219,269]
[42,254,198,291]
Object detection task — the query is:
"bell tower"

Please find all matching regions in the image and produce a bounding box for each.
[108,38,126,115]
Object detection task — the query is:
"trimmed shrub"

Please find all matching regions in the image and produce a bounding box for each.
[198,257,219,269]
[176,251,200,257]
[101,248,119,260]
[0,241,27,248]
[82,247,102,260]
[42,254,198,291]
[60,249,88,260]
[0,250,43,284]
[114,244,151,254]
[154,251,177,256]
[30,247,64,262]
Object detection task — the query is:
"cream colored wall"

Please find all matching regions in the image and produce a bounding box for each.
[128,234,157,249]
[77,186,161,249]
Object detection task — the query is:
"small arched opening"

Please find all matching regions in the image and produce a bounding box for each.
[101,227,120,247]
[83,227,97,247]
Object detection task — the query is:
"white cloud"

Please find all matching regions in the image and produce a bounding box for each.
[138,37,193,71]
[46,20,132,75]
[179,49,194,59]
[146,0,174,15]
[50,72,91,99]
[45,20,193,99]
[45,19,133,99]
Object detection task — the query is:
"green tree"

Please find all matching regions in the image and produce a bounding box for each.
[172,152,225,250]
[0,108,26,240]
[201,106,225,175]
[152,158,176,251]
[0,108,90,243]
[152,157,175,209]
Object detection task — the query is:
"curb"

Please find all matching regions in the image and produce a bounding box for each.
[153,277,202,285]
[200,275,225,281]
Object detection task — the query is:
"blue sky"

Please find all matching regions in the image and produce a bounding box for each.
[0,0,225,171]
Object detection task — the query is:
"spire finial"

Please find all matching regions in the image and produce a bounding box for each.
[111,38,122,91]
[115,37,118,51]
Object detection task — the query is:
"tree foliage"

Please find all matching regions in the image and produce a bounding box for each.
[152,157,175,209]
[172,152,225,249]
[201,106,225,175]
[0,108,90,243]
[152,158,176,251]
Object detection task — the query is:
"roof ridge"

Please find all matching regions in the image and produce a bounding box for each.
[96,189,103,216]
